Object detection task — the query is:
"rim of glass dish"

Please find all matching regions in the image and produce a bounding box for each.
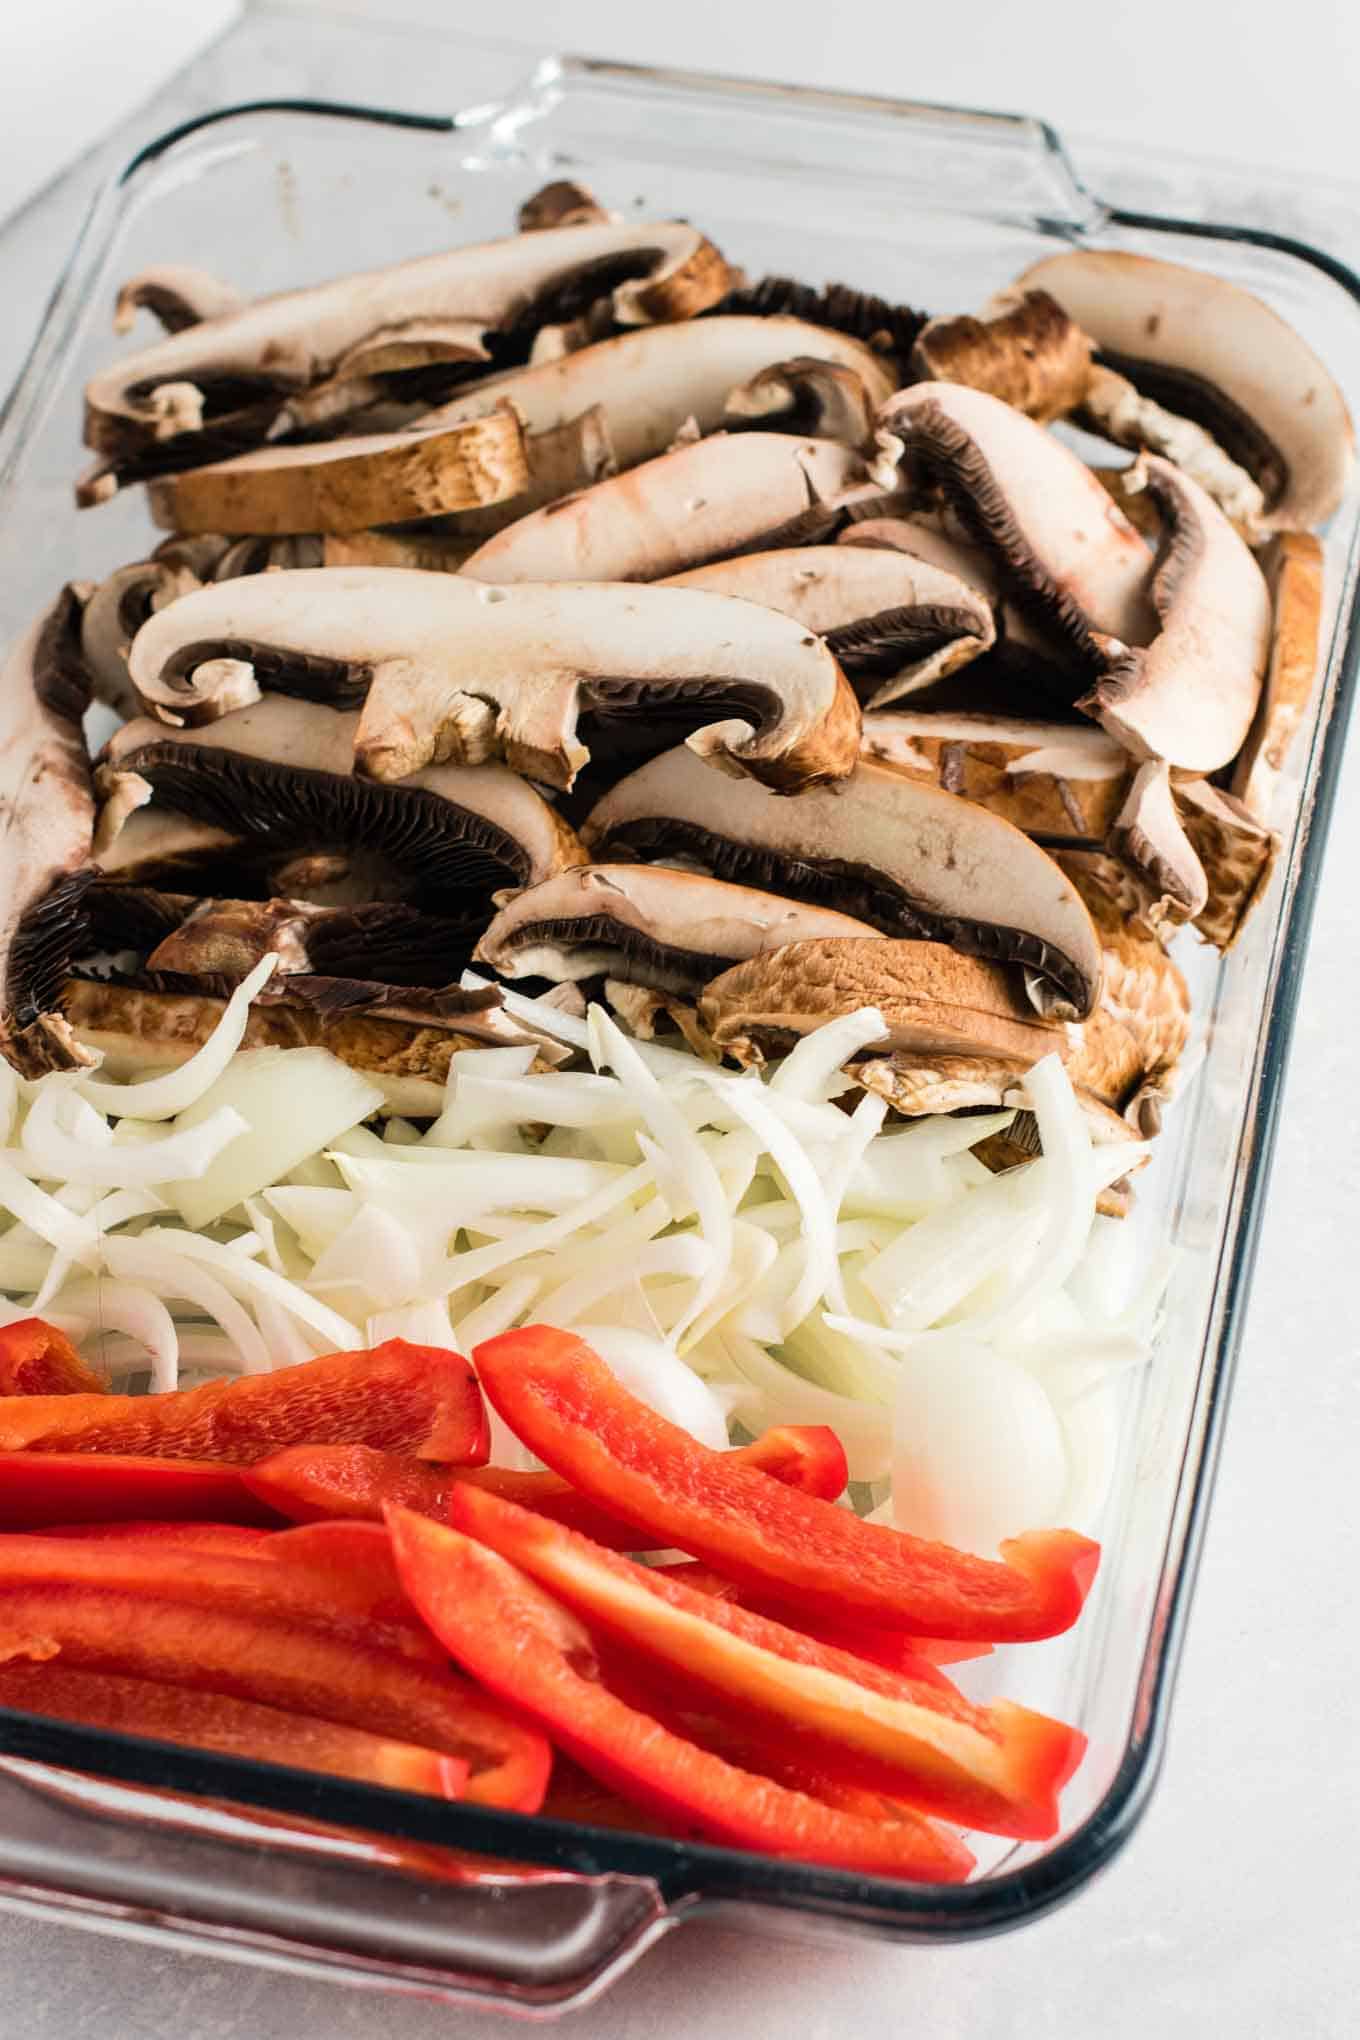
[0,77,1357,1945]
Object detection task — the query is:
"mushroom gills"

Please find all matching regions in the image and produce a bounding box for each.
[582,745,1103,1019]
[476,864,880,999]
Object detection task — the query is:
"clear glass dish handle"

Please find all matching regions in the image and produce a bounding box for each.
[0,1757,668,2010]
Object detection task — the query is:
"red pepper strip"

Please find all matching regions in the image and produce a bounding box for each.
[652,1563,992,1675]
[0,1452,281,1529]
[32,1521,274,1554]
[0,1662,468,1801]
[245,1425,844,1545]
[0,1553,549,1812]
[387,1506,974,1881]
[0,1320,106,1396]
[475,1326,1099,1641]
[0,1339,489,1467]
[449,1484,1083,1841]
[0,1532,440,1662]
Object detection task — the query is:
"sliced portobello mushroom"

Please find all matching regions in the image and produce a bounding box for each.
[859,711,1130,838]
[1082,456,1270,772]
[83,216,737,496]
[581,745,1102,1018]
[1010,249,1355,531]
[147,406,530,536]
[413,316,896,474]
[56,975,557,1116]
[0,590,99,1076]
[1106,759,1208,926]
[908,290,1094,423]
[699,923,1185,1139]
[127,568,862,794]
[664,545,994,706]
[1171,780,1278,952]
[1231,530,1326,819]
[458,433,874,586]
[475,864,880,998]
[98,697,586,917]
[875,382,1157,664]
[518,181,617,232]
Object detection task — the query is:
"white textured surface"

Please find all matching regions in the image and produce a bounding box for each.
[1,4,1358,2034]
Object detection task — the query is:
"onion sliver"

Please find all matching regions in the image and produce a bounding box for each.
[77,956,278,1121]
[58,1278,181,1394]
[20,1088,248,1190]
[102,1234,271,1373]
[574,1323,731,1450]
[769,1006,887,1102]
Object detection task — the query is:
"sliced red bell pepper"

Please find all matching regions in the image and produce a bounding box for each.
[0,1320,106,1396]
[0,1339,489,1467]
[0,1452,280,1529]
[245,1424,845,1543]
[0,1661,468,1801]
[448,1484,1083,1840]
[0,1550,549,1811]
[32,1521,274,1555]
[474,1326,1099,1641]
[652,1562,993,1673]
[387,1505,974,1881]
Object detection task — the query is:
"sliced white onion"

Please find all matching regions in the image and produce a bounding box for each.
[77,955,278,1121]
[892,1336,1069,1557]
[20,1087,248,1190]
[57,1278,181,1394]
[309,1203,423,1311]
[715,1328,892,1482]
[536,1235,711,1329]
[0,1159,101,1269]
[128,1228,362,1352]
[101,1233,271,1373]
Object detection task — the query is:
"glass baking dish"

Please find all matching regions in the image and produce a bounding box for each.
[1,17,1358,2013]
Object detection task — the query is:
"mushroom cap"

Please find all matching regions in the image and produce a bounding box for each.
[1010,249,1355,531]
[475,863,879,997]
[126,567,861,794]
[1231,529,1325,819]
[101,696,586,903]
[582,743,1103,1018]
[419,316,896,474]
[146,407,530,537]
[1106,758,1208,925]
[1082,455,1271,772]
[458,433,872,586]
[698,939,1059,1065]
[85,218,737,469]
[1171,780,1279,952]
[0,591,98,1076]
[876,382,1157,655]
[665,545,995,706]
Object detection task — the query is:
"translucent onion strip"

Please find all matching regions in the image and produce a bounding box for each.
[77,956,278,1121]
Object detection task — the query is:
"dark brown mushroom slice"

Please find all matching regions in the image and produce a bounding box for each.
[858,711,1130,840]
[875,383,1157,669]
[518,181,616,232]
[1010,249,1355,530]
[0,589,101,1077]
[581,745,1103,1019]
[83,217,738,496]
[113,266,247,336]
[128,568,862,794]
[908,291,1093,422]
[475,864,880,999]
[98,698,586,920]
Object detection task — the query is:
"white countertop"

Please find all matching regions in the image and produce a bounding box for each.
[1,4,1358,2034]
